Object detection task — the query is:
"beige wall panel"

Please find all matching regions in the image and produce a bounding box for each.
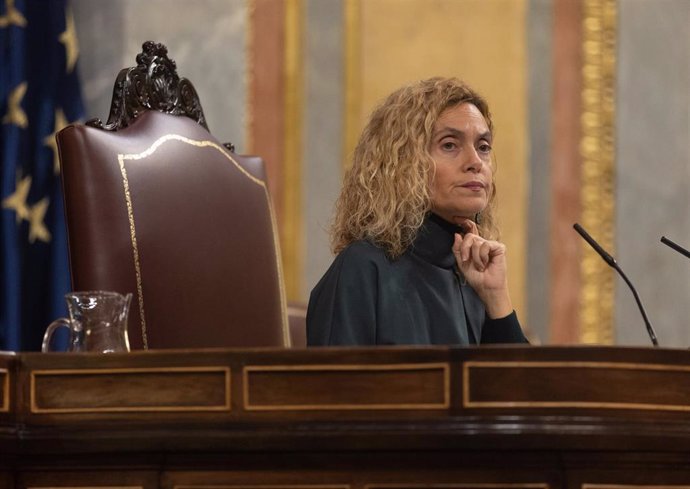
[357,0,529,320]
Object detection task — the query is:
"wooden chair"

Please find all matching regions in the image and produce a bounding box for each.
[56,42,291,349]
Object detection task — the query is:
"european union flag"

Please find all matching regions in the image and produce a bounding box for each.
[0,0,84,351]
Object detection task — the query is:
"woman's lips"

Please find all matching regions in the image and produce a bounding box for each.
[459,181,486,191]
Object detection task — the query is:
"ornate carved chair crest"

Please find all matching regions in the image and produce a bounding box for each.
[87,41,217,139]
[56,41,291,349]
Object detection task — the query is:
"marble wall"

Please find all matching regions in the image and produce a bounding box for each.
[526,0,553,343]
[303,0,344,299]
[616,0,690,347]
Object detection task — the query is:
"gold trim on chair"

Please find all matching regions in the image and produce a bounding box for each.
[119,134,289,348]
[579,0,617,344]
[268,191,292,347]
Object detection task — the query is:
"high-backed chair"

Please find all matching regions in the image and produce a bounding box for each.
[56,41,291,349]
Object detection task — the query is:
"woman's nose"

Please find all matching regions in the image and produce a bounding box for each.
[462,147,484,173]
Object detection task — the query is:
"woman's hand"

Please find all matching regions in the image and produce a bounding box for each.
[452,219,513,319]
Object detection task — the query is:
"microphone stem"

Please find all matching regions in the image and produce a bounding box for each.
[613,263,658,346]
[661,236,690,260]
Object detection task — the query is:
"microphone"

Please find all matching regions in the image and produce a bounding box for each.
[573,223,659,347]
[661,236,690,260]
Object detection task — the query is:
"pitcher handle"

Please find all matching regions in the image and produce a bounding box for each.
[42,318,71,353]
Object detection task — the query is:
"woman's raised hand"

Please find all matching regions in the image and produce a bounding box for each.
[452,219,513,319]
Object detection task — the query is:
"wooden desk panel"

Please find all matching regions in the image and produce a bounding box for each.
[464,360,690,410]
[0,353,14,417]
[3,346,690,489]
[30,367,230,414]
[243,362,449,411]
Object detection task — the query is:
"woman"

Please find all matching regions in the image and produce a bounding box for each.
[307,77,528,346]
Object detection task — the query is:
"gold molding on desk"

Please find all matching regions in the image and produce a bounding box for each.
[464,361,690,411]
[175,485,350,489]
[28,486,142,489]
[0,368,9,413]
[30,366,231,414]
[583,485,690,489]
[366,484,550,489]
[579,0,617,344]
[243,363,450,411]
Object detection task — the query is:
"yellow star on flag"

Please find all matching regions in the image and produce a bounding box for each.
[2,174,31,223]
[0,0,27,28]
[1,82,28,128]
[59,8,79,73]
[27,197,51,244]
[44,108,68,174]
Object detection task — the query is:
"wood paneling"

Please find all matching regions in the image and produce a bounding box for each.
[5,347,690,485]
[30,367,230,413]
[465,361,690,410]
[0,368,8,413]
[243,363,449,410]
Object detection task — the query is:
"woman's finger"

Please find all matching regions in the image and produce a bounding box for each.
[470,239,490,270]
[457,218,479,236]
[460,233,477,262]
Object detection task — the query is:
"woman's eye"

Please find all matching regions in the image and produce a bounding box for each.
[441,141,457,151]
[478,143,492,153]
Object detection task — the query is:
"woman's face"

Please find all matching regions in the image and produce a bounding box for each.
[428,102,493,225]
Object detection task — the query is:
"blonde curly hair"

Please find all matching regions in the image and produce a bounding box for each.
[331,77,499,259]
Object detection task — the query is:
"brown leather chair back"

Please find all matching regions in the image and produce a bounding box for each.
[56,42,290,349]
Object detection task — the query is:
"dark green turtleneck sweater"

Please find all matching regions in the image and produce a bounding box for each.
[307,214,528,346]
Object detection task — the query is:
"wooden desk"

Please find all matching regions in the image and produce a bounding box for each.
[3,346,690,488]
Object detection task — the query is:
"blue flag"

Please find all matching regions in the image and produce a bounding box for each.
[1,0,84,351]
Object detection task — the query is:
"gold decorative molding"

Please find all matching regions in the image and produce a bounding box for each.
[173,484,351,489]
[579,0,617,344]
[282,0,304,301]
[243,363,450,411]
[0,368,9,413]
[30,366,231,414]
[27,486,142,489]
[343,0,361,170]
[464,361,690,411]
[119,134,290,347]
[583,485,690,489]
[366,484,549,489]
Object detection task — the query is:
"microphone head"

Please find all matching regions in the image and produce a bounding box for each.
[573,223,617,267]
[660,235,690,260]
